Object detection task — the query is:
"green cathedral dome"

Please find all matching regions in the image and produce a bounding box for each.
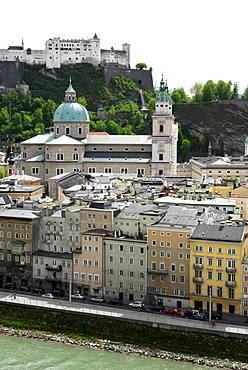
[53,82,90,122]
[53,102,90,122]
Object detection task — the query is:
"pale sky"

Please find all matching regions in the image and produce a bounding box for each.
[2,0,248,95]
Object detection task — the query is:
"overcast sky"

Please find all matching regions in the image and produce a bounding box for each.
[2,0,248,95]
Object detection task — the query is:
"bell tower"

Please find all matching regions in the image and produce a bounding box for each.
[151,77,178,177]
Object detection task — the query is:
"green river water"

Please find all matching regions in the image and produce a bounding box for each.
[0,334,220,370]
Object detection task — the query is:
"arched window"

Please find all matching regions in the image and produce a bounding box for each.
[65,127,70,135]
[73,153,79,161]
[57,153,64,161]
[159,125,164,133]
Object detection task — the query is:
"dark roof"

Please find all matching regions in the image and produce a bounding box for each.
[190,224,246,242]
[84,151,151,159]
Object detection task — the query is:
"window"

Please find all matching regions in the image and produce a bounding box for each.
[179,265,185,272]
[196,284,202,295]
[166,242,171,248]
[120,257,124,263]
[152,240,156,246]
[229,288,235,299]
[160,262,165,270]
[151,262,157,270]
[31,167,39,175]
[217,259,222,267]
[217,272,222,281]
[178,242,184,248]
[178,253,184,259]
[119,245,124,252]
[160,275,165,282]
[73,153,79,161]
[195,245,203,252]
[160,241,164,247]
[208,258,213,266]
[207,270,213,279]
[56,168,64,175]
[74,258,79,265]
[208,246,213,253]
[228,248,236,255]
[160,251,165,258]
[170,264,176,271]
[159,154,163,161]
[119,269,124,276]
[217,286,223,298]
[57,153,64,161]
[179,276,185,283]
[129,246,134,253]
[151,250,156,257]
[217,247,223,254]
[170,275,176,283]
[94,260,99,267]
[109,268,113,275]
[166,252,171,258]
[129,271,134,278]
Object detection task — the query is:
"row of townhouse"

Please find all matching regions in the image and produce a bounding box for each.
[1,200,248,315]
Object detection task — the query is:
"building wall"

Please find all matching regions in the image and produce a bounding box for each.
[73,232,105,297]
[189,236,248,314]
[104,237,147,303]
[146,225,191,308]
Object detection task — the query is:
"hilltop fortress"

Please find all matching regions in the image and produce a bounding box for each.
[0,34,130,69]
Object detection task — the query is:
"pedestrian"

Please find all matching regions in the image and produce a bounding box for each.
[13,292,16,299]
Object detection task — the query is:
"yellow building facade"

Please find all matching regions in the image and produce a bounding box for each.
[189,224,248,314]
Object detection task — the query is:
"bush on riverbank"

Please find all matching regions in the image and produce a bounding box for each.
[0,302,248,363]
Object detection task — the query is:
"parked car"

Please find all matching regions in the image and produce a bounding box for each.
[138,307,153,313]
[90,297,105,303]
[128,301,144,309]
[107,299,122,305]
[18,286,31,292]
[42,293,54,299]
[71,294,84,300]
[204,311,222,320]
[164,307,178,315]
[151,305,164,312]
[3,283,17,290]
[191,314,206,321]
[51,289,64,297]
[32,288,45,295]
[184,309,200,318]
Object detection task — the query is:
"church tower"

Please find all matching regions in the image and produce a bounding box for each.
[53,79,90,140]
[151,77,178,177]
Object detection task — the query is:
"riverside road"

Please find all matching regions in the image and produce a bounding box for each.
[0,290,248,338]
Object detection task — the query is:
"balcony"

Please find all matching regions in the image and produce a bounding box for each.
[45,275,62,283]
[193,277,203,283]
[45,264,62,272]
[147,269,168,275]
[193,264,203,269]
[226,267,236,273]
[226,281,236,287]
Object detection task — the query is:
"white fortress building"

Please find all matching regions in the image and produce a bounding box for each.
[0,35,130,69]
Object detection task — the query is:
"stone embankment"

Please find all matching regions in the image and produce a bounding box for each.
[0,326,247,369]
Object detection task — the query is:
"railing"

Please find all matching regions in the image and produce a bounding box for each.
[193,277,203,283]
[226,281,236,287]
[193,264,203,269]
[226,267,236,273]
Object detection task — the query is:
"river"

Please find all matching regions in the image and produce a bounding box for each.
[0,334,219,370]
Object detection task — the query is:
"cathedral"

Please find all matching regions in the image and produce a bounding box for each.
[18,78,178,181]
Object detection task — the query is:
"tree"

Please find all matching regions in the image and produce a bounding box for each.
[180,139,191,161]
[242,86,248,99]
[202,80,215,102]
[215,80,232,100]
[232,83,239,99]
[190,83,203,102]
[135,63,147,70]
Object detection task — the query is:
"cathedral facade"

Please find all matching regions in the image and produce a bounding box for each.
[18,78,178,181]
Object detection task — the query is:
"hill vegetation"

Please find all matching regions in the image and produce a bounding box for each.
[0,63,247,160]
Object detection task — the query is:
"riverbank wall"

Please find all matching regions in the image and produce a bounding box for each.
[1,302,248,365]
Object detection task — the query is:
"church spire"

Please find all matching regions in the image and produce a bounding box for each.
[64,77,77,103]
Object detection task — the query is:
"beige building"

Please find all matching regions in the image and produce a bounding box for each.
[0,208,40,288]
[73,229,106,297]
[19,78,178,182]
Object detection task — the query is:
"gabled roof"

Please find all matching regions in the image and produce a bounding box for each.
[190,224,246,242]
[46,135,81,145]
[158,205,204,227]
[22,134,54,144]
[26,154,44,162]
[116,202,159,220]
